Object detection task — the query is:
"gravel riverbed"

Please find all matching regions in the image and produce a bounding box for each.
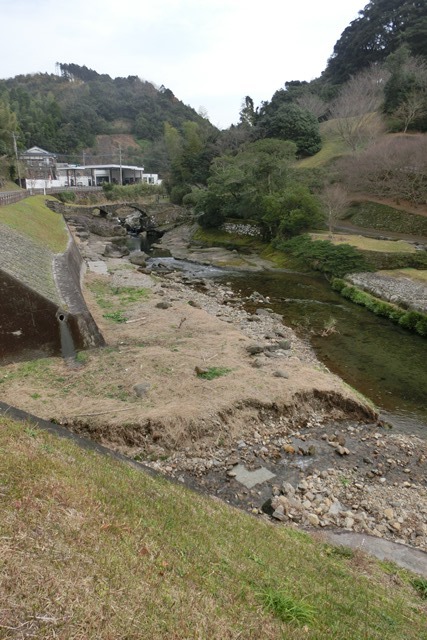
[139,268,427,552]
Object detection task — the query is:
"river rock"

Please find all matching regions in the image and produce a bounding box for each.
[282,481,296,496]
[273,370,289,378]
[129,250,149,266]
[124,212,145,233]
[103,243,130,258]
[133,382,150,398]
[246,343,265,355]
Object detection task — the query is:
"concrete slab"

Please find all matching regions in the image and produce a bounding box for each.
[233,464,275,489]
[87,260,108,275]
[323,531,427,578]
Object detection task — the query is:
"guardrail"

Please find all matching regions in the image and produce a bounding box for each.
[0,186,103,207]
[0,191,28,206]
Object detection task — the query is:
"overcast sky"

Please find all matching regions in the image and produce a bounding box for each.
[0,0,364,129]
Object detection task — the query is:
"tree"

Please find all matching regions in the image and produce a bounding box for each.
[329,66,387,151]
[394,90,427,132]
[239,96,257,127]
[296,92,328,120]
[0,100,17,155]
[320,184,350,236]
[263,185,323,240]
[240,138,297,194]
[196,140,297,229]
[384,47,427,131]
[324,0,427,84]
[338,134,427,204]
[258,103,322,156]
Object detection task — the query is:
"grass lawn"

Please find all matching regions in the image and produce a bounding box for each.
[0,180,23,192]
[380,268,427,283]
[298,121,349,169]
[310,232,417,254]
[0,417,426,639]
[0,195,68,253]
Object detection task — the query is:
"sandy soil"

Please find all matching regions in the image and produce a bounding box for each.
[0,247,373,456]
[1,219,426,551]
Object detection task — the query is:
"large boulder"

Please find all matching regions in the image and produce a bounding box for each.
[129,250,149,266]
[103,243,130,258]
[124,212,146,234]
[88,220,126,237]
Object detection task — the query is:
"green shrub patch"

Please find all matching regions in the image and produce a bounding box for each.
[332,279,427,337]
[277,235,370,277]
[347,202,427,237]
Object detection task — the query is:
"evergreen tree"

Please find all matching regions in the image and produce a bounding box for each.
[324,0,427,85]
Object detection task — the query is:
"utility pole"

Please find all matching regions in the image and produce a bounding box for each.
[119,143,123,185]
[12,132,21,186]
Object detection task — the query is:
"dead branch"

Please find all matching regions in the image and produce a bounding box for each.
[125,317,147,324]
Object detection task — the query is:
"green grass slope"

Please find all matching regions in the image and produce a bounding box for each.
[0,196,69,304]
[298,120,349,169]
[0,195,68,253]
[1,418,426,639]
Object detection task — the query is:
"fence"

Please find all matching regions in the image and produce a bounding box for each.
[0,191,28,207]
[0,186,103,207]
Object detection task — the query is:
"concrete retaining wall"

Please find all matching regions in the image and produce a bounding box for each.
[0,211,104,363]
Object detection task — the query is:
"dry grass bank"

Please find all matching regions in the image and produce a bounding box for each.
[1,417,426,639]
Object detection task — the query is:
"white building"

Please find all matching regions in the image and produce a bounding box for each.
[55,164,162,187]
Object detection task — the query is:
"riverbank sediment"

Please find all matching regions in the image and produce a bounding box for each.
[1,216,426,552]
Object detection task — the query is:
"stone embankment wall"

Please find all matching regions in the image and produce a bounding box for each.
[221,221,262,237]
[347,272,427,314]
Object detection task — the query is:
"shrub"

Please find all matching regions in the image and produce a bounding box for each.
[363,251,427,271]
[258,586,315,625]
[411,578,427,599]
[196,367,232,380]
[57,190,76,203]
[347,201,427,236]
[331,279,427,337]
[277,235,369,277]
[170,184,191,205]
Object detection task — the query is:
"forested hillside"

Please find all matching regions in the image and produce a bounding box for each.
[323,0,427,84]
[0,0,426,210]
[0,63,213,158]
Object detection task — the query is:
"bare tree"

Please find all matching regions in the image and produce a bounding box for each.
[329,66,389,151]
[394,90,427,132]
[296,92,327,120]
[390,57,427,132]
[320,184,350,236]
[338,134,427,205]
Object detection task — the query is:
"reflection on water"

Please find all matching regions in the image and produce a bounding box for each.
[148,256,229,278]
[219,270,427,437]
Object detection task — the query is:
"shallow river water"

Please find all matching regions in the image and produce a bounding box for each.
[219,269,427,436]
[147,255,427,436]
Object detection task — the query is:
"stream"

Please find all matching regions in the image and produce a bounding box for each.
[219,269,427,438]
[147,255,427,437]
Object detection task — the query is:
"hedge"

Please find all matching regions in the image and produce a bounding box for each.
[332,279,427,337]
